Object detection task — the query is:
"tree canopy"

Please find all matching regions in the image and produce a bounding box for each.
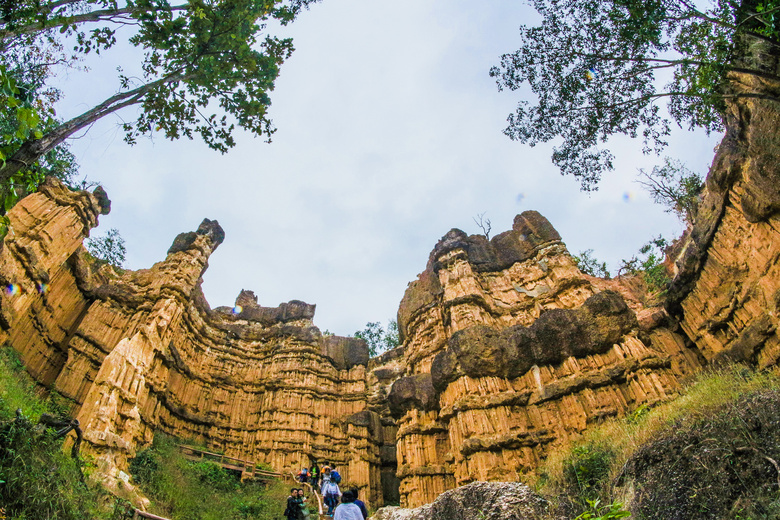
[491,0,780,190]
[0,0,318,193]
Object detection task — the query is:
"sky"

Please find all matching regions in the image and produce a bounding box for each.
[55,0,722,336]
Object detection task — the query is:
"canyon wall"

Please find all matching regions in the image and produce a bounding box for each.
[387,213,703,506]
[666,63,780,372]
[3,57,780,510]
[0,179,384,506]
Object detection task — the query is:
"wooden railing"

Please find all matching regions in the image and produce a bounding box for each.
[178,444,287,481]
[132,510,171,520]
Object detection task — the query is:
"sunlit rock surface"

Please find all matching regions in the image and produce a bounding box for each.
[0,181,383,505]
[390,211,701,506]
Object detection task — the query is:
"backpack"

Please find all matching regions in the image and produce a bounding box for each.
[331,470,341,484]
[301,468,308,476]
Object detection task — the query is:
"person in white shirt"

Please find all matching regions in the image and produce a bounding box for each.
[333,490,363,520]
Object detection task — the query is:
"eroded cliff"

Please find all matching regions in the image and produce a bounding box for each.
[0,181,384,505]
[4,58,780,511]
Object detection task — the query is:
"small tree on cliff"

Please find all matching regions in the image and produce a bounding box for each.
[354,320,399,357]
[0,0,319,186]
[86,228,127,267]
[491,0,780,191]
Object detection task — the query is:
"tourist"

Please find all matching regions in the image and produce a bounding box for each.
[350,488,368,519]
[310,460,320,490]
[285,488,300,520]
[320,470,341,516]
[297,466,309,483]
[297,488,310,520]
[333,490,363,520]
[330,464,342,484]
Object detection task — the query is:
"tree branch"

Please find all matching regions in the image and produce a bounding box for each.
[0,4,188,42]
[0,70,189,183]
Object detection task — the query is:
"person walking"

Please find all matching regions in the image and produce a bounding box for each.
[320,469,341,516]
[333,490,363,520]
[310,461,320,491]
[350,488,368,520]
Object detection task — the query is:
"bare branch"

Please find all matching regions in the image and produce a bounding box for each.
[473,212,492,240]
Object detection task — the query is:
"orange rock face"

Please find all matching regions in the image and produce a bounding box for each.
[5,65,779,512]
[0,181,383,506]
[665,67,780,372]
[0,181,709,510]
[389,212,702,507]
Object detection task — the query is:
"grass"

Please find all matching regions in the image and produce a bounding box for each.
[534,365,780,519]
[130,433,297,520]
[0,345,129,519]
[0,345,295,520]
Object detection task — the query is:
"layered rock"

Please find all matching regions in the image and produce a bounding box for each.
[666,54,780,371]
[7,71,780,514]
[389,212,702,507]
[0,180,384,506]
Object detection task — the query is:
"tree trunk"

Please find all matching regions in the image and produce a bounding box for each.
[0,73,181,184]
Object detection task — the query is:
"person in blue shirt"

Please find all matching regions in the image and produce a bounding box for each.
[349,488,368,519]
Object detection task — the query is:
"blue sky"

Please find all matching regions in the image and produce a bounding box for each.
[57,0,721,336]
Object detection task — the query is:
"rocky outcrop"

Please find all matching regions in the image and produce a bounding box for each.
[371,481,554,520]
[389,211,702,507]
[7,59,780,513]
[665,42,780,371]
[0,180,383,506]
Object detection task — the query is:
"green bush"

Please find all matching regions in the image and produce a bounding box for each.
[130,433,289,520]
[563,443,616,502]
[0,345,123,519]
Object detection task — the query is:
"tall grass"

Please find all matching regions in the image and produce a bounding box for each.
[535,365,780,516]
[0,345,127,519]
[0,345,295,520]
[130,433,296,520]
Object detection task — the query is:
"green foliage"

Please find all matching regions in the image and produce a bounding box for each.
[0,60,78,228]
[563,443,617,502]
[130,433,289,520]
[573,249,611,278]
[636,157,704,224]
[0,0,321,184]
[574,499,631,520]
[618,235,670,292]
[0,345,122,519]
[86,227,127,267]
[536,366,780,520]
[491,0,780,190]
[354,319,400,357]
[0,346,47,422]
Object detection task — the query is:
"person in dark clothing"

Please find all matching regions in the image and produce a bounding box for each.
[350,488,368,519]
[285,488,300,520]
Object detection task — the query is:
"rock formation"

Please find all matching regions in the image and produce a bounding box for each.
[386,212,703,507]
[0,180,383,505]
[3,55,780,511]
[371,481,554,520]
[665,57,780,372]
